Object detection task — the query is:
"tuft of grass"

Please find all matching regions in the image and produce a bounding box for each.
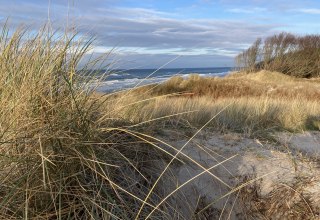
[0,24,180,219]
[0,24,113,219]
[239,177,317,219]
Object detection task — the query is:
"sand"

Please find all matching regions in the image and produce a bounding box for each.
[153,130,320,219]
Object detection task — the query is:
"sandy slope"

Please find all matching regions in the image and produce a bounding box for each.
[155,130,320,219]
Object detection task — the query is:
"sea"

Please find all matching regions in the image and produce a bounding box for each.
[93,67,233,93]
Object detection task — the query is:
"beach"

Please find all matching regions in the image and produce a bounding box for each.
[1,21,320,219]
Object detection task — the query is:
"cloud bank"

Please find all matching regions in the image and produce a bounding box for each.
[0,0,318,68]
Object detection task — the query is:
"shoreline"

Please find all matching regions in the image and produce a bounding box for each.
[95,68,231,93]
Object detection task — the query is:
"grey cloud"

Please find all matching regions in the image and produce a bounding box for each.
[1,2,278,48]
[76,9,277,49]
[0,1,281,68]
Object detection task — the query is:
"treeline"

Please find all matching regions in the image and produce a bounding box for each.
[235,33,320,78]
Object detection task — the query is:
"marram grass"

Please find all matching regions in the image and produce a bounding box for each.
[1,24,319,220]
[0,25,178,219]
[107,70,320,134]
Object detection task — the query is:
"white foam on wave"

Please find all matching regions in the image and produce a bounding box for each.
[96,77,168,92]
[180,72,228,79]
[105,72,131,78]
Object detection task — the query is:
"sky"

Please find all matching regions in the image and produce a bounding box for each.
[0,0,319,68]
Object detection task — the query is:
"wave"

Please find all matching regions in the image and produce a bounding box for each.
[95,77,168,93]
[94,71,229,93]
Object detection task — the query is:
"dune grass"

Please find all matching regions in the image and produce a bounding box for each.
[1,23,319,219]
[1,23,247,220]
[135,70,320,100]
[0,25,187,219]
[0,25,114,219]
[103,71,320,135]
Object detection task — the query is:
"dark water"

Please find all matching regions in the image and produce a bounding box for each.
[93,67,233,93]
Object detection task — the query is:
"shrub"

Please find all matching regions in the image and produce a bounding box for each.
[236,33,320,78]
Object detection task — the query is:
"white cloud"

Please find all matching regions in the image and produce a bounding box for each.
[227,7,267,14]
[295,8,320,14]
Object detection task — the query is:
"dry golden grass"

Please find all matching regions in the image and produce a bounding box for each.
[1,23,245,220]
[240,176,318,219]
[104,71,320,134]
[98,73,320,218]
[1,22,319,219]
[105,96,320,133]
[0,25,184,219]
[127,71,320,109]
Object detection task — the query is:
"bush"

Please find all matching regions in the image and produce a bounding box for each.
[236,33,320,78]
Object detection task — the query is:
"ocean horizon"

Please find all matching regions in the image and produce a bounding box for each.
[95,67,234,92]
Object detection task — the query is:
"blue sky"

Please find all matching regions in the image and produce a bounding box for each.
[0,0,320,68]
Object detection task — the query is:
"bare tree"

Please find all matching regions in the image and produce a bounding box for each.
[235,33,320,78]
